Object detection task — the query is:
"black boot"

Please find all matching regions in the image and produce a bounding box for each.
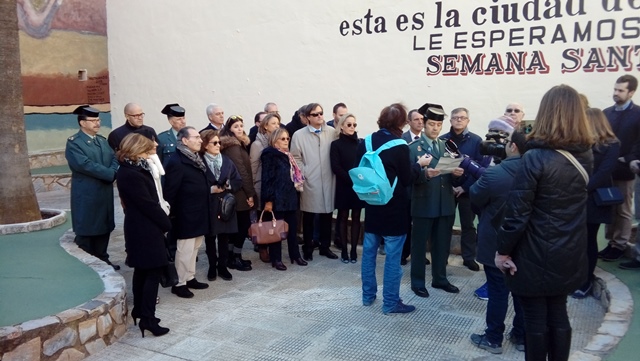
[139,317,169,338]
[217,265,233,281]
[230,254,252,271]
[227,253,237,269]
[131,309,160,326]
[525,332,548,361]
[237,252,252,266]
[207,267,217,281]
[548,328,571,361]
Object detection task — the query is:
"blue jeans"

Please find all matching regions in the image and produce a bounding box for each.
[361,232,406,313]
[485,266,524,345]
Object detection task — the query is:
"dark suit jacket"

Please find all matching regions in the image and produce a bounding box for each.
[107,123,158,151]
[163,150,212,239]
[408,135,456,218]
[402,130,420,143]
[116,162,171,269]
[605,101,640,180]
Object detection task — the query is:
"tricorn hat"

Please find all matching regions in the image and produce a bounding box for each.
[418,103,446,121]
[161,103,185,117]
[73,105,99,117]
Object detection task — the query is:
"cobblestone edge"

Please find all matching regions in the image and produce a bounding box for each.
[0,229,128,361]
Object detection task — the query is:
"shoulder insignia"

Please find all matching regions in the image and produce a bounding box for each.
[67,136,74,141]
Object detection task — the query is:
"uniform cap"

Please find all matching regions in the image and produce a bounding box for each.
[418,103,446,121]
[161,103,185,117]
[72,105,99,117]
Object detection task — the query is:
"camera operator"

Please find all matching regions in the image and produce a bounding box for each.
[439,107,484,271]
[468,126,527,353]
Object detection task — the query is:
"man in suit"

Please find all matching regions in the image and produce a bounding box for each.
[65,105,120,270]
[409,104,464,297]
[600,74,640,262]
[402,109,424,143]
[163,126,212,298]
[157,103,186,167]
[249,111,267,146]
[326,102,347,128]
[201,103,225,132]
[107,103,158,151]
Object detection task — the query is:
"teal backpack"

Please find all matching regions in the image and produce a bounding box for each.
[349,135,407,205]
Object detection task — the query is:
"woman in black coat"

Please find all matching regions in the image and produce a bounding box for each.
[261,128,307,270]
[200,130,243,282]
[116,134,172,337]
[495,85,595,361]
[573,108,620,298]
[330,113,365,263]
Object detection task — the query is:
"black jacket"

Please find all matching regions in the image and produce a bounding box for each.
[497,140,593,297]
[204,154,242,235]
[107,123,158,151]
[163,151,212,239]
[355,129,421,236]
[116,162,171,269]
[330,133,365,210]
[604,101,640,181]
[260,147,299,212]
[587,141,620,224]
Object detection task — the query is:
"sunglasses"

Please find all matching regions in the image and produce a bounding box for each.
[210,141,220,146]
[506,108,522,113]
[309,112,323,117]
[230,115,243,120]
[344,123,357,128]
[279,137,290,141]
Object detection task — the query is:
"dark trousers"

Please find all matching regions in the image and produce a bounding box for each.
[583,223,600,287]
[303,211,332,254]
[266,210,301,262]
[337,208,362,260]
[231,210,251,253]
[484,266,524,344]
[132,266,162,319]
[455,196,477,262]
[410,215,454,287]
[518,294,570,334]
[205,234,229,268]
[75,234,111,262]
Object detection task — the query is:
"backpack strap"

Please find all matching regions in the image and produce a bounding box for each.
[374,139,406,154]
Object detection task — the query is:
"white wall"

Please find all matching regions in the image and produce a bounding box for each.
[107,0,640,137]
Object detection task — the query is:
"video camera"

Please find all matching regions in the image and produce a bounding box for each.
[480,130,509,160]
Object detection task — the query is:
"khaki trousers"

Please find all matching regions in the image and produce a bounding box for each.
[605,179,635,250]
[175,236,204,286]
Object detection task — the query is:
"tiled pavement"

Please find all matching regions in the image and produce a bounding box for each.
[36,190,624,361]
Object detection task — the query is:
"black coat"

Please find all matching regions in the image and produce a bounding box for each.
[605,101,640,181]
[204,154,243,235]
[107,123,158,151]
[354,129,421,236]
[587,141,620,224]
[163,151,212,239]
[116,162,171,269]
[330,133,365,210]
[260,147,299,212]
[497,141,593,297]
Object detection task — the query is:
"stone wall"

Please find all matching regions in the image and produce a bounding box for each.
[29,151,67,170]
[32,174,72,193]
[0,230,127,361]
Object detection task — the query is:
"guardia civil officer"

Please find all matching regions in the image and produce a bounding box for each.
[65,105,120,270]
[157,103,186,167]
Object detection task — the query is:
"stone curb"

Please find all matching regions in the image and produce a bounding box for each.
[0,209,67,235]
[0,230,128,361]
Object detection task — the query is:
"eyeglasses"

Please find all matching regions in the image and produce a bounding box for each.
[344,123,357,128]
[506,109,522,113]
[279,137,290,141]
[450,116,468,121]
[210,141,220,146]
[309,112,323,117]
[127,113,145,118]
[230,115,243,120]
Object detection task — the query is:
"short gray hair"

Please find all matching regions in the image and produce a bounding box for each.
[176,126,196,141]
[264,102,277,112]
[206,103,220,117]
[451,107,469,116]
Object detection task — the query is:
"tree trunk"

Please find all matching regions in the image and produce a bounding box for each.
[0,0,41,224]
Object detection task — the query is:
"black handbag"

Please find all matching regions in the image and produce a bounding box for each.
[218,192,236,221]
[160,260,178,288]
[594,187,624,206]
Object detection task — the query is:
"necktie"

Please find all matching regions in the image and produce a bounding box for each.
[314,129,321,134]
[432,140,438,156]
[414,136,419,140]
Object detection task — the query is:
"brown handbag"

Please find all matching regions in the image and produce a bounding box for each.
[248,211,288,245]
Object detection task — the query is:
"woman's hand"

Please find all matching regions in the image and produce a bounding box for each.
[247,196,254,208]
[495,252,517,275]
[264,201,273,212]
[211,185,224,194]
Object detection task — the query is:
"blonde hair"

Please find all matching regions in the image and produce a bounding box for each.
[268,128,289,148]
[117,133,155,162]
[527,84,595,148]
[586,108,617,145]
[259,113,281,134]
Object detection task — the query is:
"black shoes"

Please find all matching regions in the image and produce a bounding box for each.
[597,245,612,258]
[619,259,640,270]
[601,247,624,261]
[411,287,430,298]
[272,261,287,271]
[303,251,314,261]
[217,266,233,281]
[463,260,480,271]
[432,283,460,293]
[228,258,252,271]
[139,318,169,338]
[291,257,308,266]
[171,285,194,298]
[207,268,217,281]
[186,278,209,289]
[105,260,120,271]
[319,249,338,259]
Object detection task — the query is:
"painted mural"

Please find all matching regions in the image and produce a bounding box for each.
[18,0,110,153]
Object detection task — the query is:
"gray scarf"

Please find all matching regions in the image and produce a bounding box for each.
[177,143,206,172]
[203,152,223,180]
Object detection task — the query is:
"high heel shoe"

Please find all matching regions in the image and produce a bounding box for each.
[291,257,308,266]
[272,261,287,271]
[139,318,169,338]
[131,310,160,326]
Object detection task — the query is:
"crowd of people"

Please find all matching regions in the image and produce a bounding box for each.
[65,74,640,360]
